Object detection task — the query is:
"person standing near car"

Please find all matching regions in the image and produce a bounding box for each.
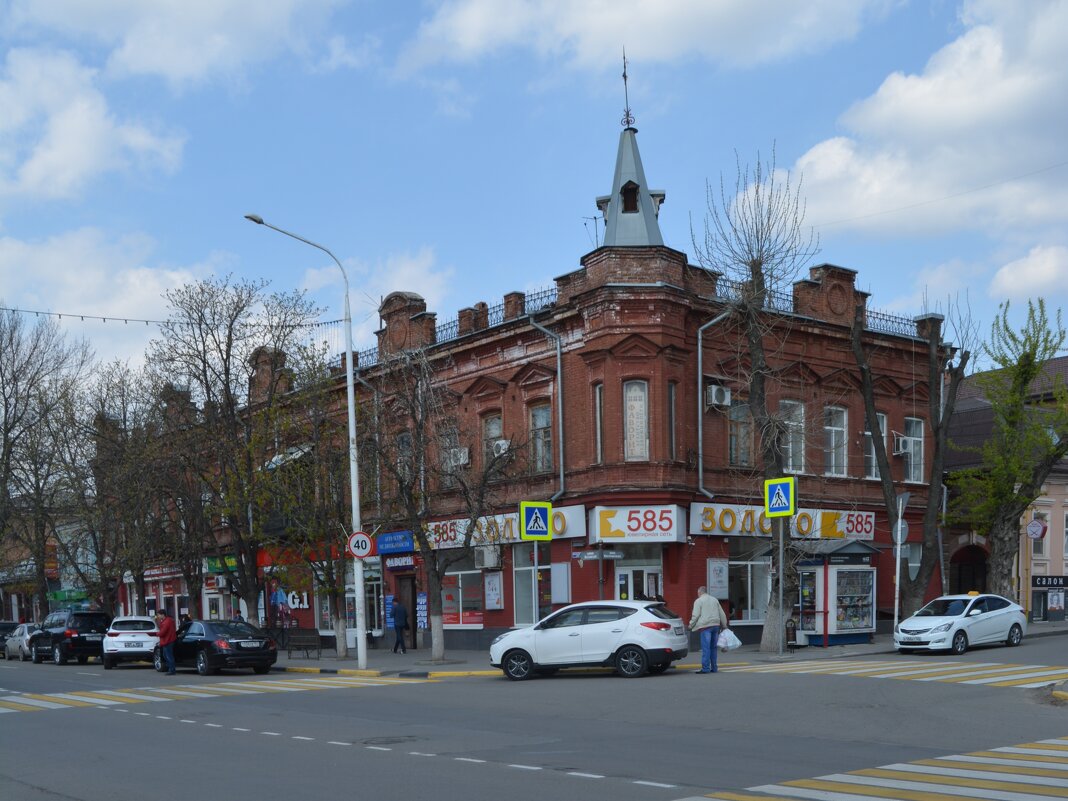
[392,598,408,654]
[689,586,729,674]
[156,611,177,675]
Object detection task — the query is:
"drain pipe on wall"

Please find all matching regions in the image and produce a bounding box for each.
[697,311,731,500]
[531,319,566,502]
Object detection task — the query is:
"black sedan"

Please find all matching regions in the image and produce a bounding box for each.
[155,620,277,675]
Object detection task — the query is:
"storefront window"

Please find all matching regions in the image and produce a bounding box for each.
[342,562,383,633]
[513,541,551,625]
[442,560,484,626]
[726,539,770,622]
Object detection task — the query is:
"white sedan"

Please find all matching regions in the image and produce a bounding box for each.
[102,615,159,669]
[490,600,689,680]
[895,592,1027,655]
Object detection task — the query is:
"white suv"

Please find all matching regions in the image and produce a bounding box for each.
[490,600,689,680]
[102,616,159,669]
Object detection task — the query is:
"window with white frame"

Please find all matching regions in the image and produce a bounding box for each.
[623,380,649,461]
[729,402,753,467]
[482,412,502,465]
[593,383,604,464]
[864,412,886,479]
[530,403,552,473]
[779,399,805,473]
[823,406,847,477]
[512,541,551,626]
[1032,511,1047,557]
[903,416,925,482]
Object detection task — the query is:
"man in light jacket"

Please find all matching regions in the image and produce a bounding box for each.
[689,586,729,673]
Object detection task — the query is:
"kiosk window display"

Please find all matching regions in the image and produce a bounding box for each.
[795,540,879,647]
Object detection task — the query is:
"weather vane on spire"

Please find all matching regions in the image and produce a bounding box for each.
[621,47,635,128]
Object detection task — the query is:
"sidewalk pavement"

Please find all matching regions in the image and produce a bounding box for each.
[270,619,1068,690]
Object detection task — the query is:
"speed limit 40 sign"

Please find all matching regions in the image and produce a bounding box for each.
[347,531,376,559]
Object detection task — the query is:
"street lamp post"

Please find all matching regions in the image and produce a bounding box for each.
[244,214,367,670]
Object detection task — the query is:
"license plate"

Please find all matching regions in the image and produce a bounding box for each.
[900,636,921,643]
[124,642,141,648]
[85,635,102,641]
[240,641,262,649]
[673,626,684,635]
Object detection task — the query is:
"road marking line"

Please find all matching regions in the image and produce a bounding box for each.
[455,758,486,763]
[0,699,41,711]
[567,772,604,779]
[135,687,218,698]
[508,764,541,771]
[156,715,172,719]
[293,736,314,741]
[876,762,1068,787]
[73,690,166,702]
[233,727,250,731]
[21,693,95,707]
[180,719,196,723]
[134,712,151,716]
[366,746,391,751]
[205,723,222,727]
[261,731,281,736]
[0,696,68,709]
[327,741,349,746]
[633,780,675,788]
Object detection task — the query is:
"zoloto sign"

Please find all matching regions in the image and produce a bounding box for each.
[689,503,876,540]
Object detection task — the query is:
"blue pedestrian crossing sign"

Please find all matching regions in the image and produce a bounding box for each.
[520,501,553,541]
[764,477,796,518]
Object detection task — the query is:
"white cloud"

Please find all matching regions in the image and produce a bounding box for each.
[0,48,183,202]
[0,227,212,363]
[313,35,381,73]
[398,0,890,74]
[6,0,346,87]
[801,1,1068,236]
[989,245,1068,301]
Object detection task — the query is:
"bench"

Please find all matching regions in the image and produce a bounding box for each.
[285,628,322,659]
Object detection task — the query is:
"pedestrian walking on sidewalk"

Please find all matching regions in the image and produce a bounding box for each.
[392,600,408,654]
[689,586,729,674]
[156,610,177,675]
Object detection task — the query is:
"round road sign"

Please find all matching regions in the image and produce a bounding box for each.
[893,519,909,545]
[347,531,375,559]
[1026,519,1047,540]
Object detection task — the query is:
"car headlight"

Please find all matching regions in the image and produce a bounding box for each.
[491,633,509,645]
[930,622,953,634]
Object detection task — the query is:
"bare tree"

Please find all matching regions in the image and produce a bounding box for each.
[361,349,515,662]
[948,300,1068,598]
[693,148,820,653]
[851,298,975,615]
[146,277,321,624]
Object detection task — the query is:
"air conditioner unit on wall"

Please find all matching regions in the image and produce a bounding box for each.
[492,439,511,457]
[444,447,469,467]
[704,384,731,408]
[891,432,909,456]
[474,546,500,569]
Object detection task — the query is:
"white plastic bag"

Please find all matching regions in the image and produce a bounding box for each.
[717,628,741,651]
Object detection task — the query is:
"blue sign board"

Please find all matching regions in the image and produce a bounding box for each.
[764,477,796,518]
[377,530,415,554]
[520,501,552,541]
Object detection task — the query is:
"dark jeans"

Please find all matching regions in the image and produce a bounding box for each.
[161,642,176,674]
[393,626,407,652]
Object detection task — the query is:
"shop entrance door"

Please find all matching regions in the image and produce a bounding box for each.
[397,576,416,650]
[616,567,662,601]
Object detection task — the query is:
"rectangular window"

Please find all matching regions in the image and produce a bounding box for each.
[441,570,483,626]
[530,403,552,473]
[728,402,753,467]
[482,413,503,465]
[823,406,847,477]
[512,542,551,626]
[623,380,649,461]
[593,383,604,464]
[779,399,805,473]
[667,382,677,461]
[1033,512,1047,557]
[864,412,886,479]
[903,416,924,483]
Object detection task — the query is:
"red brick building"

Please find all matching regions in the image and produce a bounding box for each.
[342,124,944,650]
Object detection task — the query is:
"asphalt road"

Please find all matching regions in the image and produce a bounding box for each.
[2,636,1066,801]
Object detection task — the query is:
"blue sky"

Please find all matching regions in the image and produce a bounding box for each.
[1,1,1066,367]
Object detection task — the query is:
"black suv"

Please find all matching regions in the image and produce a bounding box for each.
[31,610,112,665]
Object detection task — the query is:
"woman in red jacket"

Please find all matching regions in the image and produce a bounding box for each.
[155,611,177,675]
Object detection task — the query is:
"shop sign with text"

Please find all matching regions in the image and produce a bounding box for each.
[426,504,587,550]
[688,503,876,540]
[590,505,686,543]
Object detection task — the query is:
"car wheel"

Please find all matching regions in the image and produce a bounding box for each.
[103,656,114,670]
[20,646,29,662]
[648,662,669,675]
[502,649,534,681]
[153,648,164,672]
[31,644,43,664]
[950,630,968,655]
[1006,623,1023,647]
[53,645,67,665]
[615,645,648,678]
[196,650,215,676]
[252,664,270,675]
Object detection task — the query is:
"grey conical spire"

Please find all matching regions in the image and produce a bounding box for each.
[596,126,666,247]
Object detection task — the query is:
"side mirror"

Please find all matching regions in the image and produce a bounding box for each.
[967,608,982,617]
